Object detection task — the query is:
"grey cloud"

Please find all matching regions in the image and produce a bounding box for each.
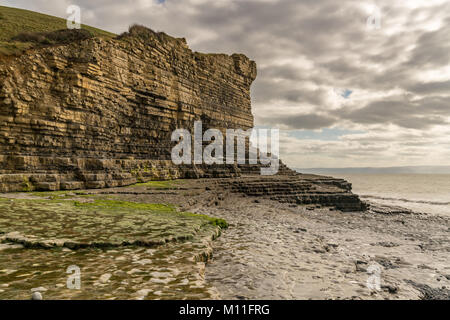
[258,65,309,82]
[252,78,327,106]
[407,80,450,95]
[404,19,450,68]
[337,97,450,129]
[259,113,336,130]
[319,59,365,78]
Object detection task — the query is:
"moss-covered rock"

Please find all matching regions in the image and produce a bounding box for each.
[0,196,226,299]
[0,198,227,248]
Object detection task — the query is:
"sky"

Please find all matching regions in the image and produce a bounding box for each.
[4,0,450,168]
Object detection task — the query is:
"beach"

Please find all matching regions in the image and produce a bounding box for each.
[2,177,448,299]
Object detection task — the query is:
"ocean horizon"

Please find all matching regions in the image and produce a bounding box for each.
[302,173,450,216]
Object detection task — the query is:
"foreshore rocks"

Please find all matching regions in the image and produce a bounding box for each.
[215,175,367,212]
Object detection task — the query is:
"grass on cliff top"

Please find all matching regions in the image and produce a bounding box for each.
[0,5,115,56]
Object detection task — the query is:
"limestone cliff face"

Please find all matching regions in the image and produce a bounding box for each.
[0,32,258,191]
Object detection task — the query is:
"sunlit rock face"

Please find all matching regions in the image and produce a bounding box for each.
[0,28,258,192]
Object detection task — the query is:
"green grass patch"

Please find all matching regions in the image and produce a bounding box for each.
[182,212,229,229]
[28,190,93,200]
[72,199,228,229]
[0,198,228,248]
[0,196,229,240]
[31,190,71,197]
[71,199,228,227]
[134,180,181,189]
[0,5,116,56]
[0,40,31,55]
[19,177,34,192]
[73,199,177,213]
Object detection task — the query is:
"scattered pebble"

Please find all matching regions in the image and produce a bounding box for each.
[31,292,43,300]
[99,273,112,284]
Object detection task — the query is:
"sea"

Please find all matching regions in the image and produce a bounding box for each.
[321,174,450,216]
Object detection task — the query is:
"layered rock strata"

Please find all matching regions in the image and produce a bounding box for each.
[0,30,256,191]
[215,175,367,211]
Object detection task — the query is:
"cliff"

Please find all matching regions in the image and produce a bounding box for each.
[0,26,366,211]
[0,28,259,192]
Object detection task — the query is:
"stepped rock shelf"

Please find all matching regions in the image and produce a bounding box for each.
[0,28,365,211]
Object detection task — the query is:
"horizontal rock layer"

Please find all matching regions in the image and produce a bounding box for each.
[215,176,367,211]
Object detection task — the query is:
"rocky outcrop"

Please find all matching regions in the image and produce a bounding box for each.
[215,175,367,211]
[0,29,257,191]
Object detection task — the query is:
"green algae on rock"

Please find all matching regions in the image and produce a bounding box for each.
[0,195,225,299]
[133,180,182,189]
[0,198,227,249]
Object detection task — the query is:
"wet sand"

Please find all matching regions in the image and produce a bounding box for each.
[197,196,450,299]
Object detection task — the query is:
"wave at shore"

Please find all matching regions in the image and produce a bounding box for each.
[361,195,450,206]
[322,173,450,216]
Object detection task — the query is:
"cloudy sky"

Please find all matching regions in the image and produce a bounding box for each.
[5,0,450,168]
